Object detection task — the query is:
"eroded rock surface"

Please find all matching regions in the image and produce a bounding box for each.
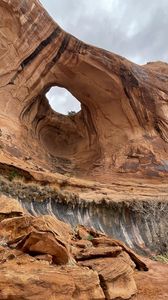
[0,1,168,299]
[1,0,168,179]
[0,194,25,221]
[0,196,148,300]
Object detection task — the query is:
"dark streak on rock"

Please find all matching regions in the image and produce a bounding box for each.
[21,27,61,69]
[120,65,139,88]
[35,34,71,79]
[123,85,144,128]
[8,27,62,85]
[52,35,71,63]
[120,66,149,129]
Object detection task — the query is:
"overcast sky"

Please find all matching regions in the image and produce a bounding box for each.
[40,0,168,114]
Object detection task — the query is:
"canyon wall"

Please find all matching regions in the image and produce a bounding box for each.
[1,0,168,179]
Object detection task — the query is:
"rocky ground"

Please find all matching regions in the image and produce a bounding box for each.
[0,193,147,300]
[0,174,167,299]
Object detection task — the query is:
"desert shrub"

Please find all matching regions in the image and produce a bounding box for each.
[152,253,168,264]
[8,170,19,182]
[68,111,76,117]
[87,234,94,241]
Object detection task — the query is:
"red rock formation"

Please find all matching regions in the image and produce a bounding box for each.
[1,0,168,179]
[0,195,148,300]
[0,1,168,299]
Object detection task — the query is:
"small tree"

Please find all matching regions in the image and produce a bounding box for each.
[68,111,76,117]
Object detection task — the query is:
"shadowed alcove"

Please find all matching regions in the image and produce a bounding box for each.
[29,84,99,174]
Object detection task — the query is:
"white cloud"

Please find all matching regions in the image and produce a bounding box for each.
[46,87,81,115]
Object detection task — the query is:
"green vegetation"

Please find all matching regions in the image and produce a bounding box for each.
[87,234,94,241]
[152,253,168,264]
[8,170,20,182]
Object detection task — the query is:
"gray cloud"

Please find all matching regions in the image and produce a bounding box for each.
[40,0,168,114]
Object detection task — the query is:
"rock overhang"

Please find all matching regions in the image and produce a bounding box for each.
[1,0,168,180]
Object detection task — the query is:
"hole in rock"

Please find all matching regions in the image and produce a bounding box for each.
[46,87,81,115]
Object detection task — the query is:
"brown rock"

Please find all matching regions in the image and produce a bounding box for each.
[0,195,24,221]
[0,1,167,299]
[76,225,92,240]
[133,258,168,300]
[0,196,149,299]
[0,0,168,180]
[18,231,69,264]
[74,235,147,299]
[0,214,70,243]
[72,240,93,249]
[0,260,104,300]
[92,237,148,271]
[79,257,137,299]
[75,225,104,240]
[0,248,22,264]
[0,215,70,265]
[75,246,122,261]
[35,254,53,264]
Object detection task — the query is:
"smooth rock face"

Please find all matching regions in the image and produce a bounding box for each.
[1,0,168,178]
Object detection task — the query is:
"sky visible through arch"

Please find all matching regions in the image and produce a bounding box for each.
[41,0,168,114]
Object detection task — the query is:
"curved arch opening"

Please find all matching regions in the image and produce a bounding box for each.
[21,85,99,175]
[46,86,81,115]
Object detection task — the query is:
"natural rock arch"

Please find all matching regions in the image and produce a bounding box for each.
[1,0,168,179]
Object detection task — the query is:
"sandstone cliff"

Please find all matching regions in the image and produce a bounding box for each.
[1,0,168,179]
[0,1,168,299]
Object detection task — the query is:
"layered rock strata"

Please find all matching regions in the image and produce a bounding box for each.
[0,195,148,300]
[0,1,168,299]
[1,0,168,178]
